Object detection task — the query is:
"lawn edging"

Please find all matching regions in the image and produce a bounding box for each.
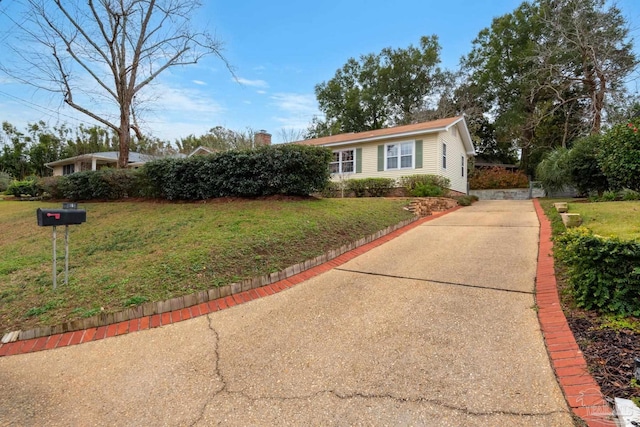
[0,205,462,357]
[533,198,616,427]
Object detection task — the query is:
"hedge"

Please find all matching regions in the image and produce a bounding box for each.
[555,227,640,316]
[345,178,395,197]
[143,144,332,200]
[56,169,142,201]
[469,167,529,189]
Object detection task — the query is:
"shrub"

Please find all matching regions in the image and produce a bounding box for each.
[143,145,332,200]
[58,169,140,200]
[320,181,341,198]
[0,171,12,193]
[345,178,395,197]
[6,177,41,197]
[411,183,444,197]
[39,176,65,199]
[470,166,529,190]
[399,174,450,194]
[598,118,640,191]
[621,189,640,201]
[345,179,367,197]
[566,135,609,196]
[555,227,640,316]
[456,195,474,206]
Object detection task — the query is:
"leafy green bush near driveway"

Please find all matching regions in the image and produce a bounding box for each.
[555,227,640,316]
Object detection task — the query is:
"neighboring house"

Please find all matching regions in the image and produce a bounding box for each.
[45,152,157,176]
[294,116,476,194]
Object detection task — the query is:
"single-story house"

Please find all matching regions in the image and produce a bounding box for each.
[294,116,476,194]
[45,151,158,176]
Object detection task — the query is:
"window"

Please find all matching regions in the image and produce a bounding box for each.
[461,155,465,177]
[62,164,75,175]
[386,142,413,170]
[442,143,447,169]
[330,150,355,174]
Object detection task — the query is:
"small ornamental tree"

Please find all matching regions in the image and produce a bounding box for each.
[598,118,640,191]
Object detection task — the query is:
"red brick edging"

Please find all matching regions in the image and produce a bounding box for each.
[533,199,616,427]
[0,206,462,358]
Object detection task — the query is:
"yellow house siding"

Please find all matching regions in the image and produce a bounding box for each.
[438,129,468,194]
[328,134,440,183]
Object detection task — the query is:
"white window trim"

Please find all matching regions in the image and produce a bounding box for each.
[330,149,356,175]
[384,141,415,171]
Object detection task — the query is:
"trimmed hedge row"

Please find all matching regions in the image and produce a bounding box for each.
[345,178,395,197]
[144,145,331,200]
[555,227,640,316]
[25,145,331,201]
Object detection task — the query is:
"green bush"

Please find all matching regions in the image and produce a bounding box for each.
[0,171,12,193]
[411,183,444,197]
[345,179,367,197]
[621,189,640,201]
[599,119,640,191]
[566,135,609,196]
[58,169,140,200]
[455,195,474,206]
[319,181,341,198]
[555,227,640,316]
[143,145,332,200]
[345,178,395,197]
[39,176,65,199]
[399,174,450,194]
[470,166,530,190]
[6,177,41,197]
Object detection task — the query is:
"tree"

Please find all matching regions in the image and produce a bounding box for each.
[462,0,637,175]
[310,36,445,136]
[176,126,256,154]
[2,0,228,168]
[536,0,637,134]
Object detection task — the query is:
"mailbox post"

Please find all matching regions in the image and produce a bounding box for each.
[36,204,86,289]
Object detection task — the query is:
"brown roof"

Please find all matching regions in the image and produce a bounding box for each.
[294,116,465,147]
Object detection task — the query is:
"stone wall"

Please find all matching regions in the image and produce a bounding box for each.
[469,188,545,200]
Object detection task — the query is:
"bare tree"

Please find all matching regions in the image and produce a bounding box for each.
[277,127,305,143]
[2,0,230,167]
[535,0,637,134]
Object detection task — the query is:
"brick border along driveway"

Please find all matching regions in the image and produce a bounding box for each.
[533,199,615,427]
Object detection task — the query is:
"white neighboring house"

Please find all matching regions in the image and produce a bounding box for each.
[45,152,159,176]
[293,116,476,194]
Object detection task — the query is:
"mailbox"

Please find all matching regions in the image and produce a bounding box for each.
[37,208,87,227]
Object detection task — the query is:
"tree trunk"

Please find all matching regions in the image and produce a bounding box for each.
[118,103,131,168]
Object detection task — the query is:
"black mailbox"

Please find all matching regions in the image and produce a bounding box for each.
[37,208,87,227]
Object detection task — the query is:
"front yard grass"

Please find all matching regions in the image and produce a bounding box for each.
[565,200,640,240]
[0,198,414,333]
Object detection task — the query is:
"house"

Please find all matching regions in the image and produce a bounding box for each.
[294,116,476,194]
[45,151,157,176]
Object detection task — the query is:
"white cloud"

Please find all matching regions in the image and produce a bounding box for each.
[235,77,269,88]
[256,90,267,95]
[192,80,207,86]
[270,92,320,130]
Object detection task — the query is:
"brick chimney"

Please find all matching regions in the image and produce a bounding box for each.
[254,130,272,146]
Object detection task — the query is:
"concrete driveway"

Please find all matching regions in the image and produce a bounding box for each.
[0,200,575,426]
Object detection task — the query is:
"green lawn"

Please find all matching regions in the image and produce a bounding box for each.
[568,200,640,240]
[0,198,414,333]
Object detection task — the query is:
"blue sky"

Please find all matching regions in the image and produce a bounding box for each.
[1,0,639,144]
